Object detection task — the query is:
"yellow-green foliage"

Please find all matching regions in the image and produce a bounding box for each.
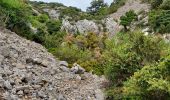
[52,44,92,66]
[104,31,170,99]
[0,0,32,38]
[123,55,170,99]
[0,0,25,9]
[49,32,106,75]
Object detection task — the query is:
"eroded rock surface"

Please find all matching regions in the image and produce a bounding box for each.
[0,28,105,100]
[61,19,100,34]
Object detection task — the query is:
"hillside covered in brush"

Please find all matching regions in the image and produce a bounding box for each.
[0,0,170,99]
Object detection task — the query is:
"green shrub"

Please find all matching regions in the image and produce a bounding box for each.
[46,20,62,34]
[160,0,170,10]
[104,31,169,99]
[44,31,66,49]
[0,0,35,40]
[60,7,83,21]
[37,14,49,23]
[120,10,137,31]
[123,55,170,99]
[149,10,170,34]
[0,0,25,9]
[87,0,108,15]
[52,44,92,66]
[151,0,163,9]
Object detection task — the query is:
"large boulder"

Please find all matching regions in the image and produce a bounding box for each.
[105,17,122,35]
[61,19,77,33]
[76,19,99,34]
[0,28,105,100]
[61,19,100,34]
[71,63,85,74]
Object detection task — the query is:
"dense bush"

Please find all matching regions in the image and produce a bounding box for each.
[48,32,107,74]
[60,7,83,21]
[46,20,62,34]
[120,10,137,31]
[2,1,170,99]
[160,0,170,10]
[148,0,170,34]
[123,55,170,99]
[149,10,170,34]
[0,0,25,9]
[87,0,108,15]
[151,0,163,9]
[51,44,92,67]
[0,0,35,40]
[43,31,66,49]
[104,31,169,99]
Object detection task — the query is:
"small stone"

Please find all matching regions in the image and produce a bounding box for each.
[1,47,10,57]
[41,60,49,67]
[3,91,10,100]
[32,85,41,89]
[38,91,46,98]
[57,94,65,100]
[15,78,22,84]
[32,92,37,98]
[26,65,33,69]
[15,85,31,91]
[10,94,19,100]
[0,68,5,74]
[78,66,85,74]
[24,89,30,94]
[17,90,24,95]
[70,65,78,73]
[71,63,85,74]
[0,55,4,64]
[9,79,15,85]
[59,61,68,67]
[81,74,88,80]
[0,76,4,87]
[11,88,17,94]
[75,75,81,80]
[60,66,69,72]
[16,63,25,69]
[95,89,104,100]
[4,80,12,90]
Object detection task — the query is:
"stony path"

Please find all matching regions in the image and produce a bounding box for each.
[0,28,105,100]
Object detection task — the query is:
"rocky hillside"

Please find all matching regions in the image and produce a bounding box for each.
[1,0,170,99]
[0,28,105,100]
[110,0,150,20]
[30,0,150,35]
[106,0,150,35]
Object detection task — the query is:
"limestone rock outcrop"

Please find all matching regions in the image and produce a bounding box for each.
[43,8,60,20]
[0,28,105,100]
[61,19,100,34]
[75,19,99,34]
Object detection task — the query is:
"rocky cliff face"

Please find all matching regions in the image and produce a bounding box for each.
[0,28,105,100]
